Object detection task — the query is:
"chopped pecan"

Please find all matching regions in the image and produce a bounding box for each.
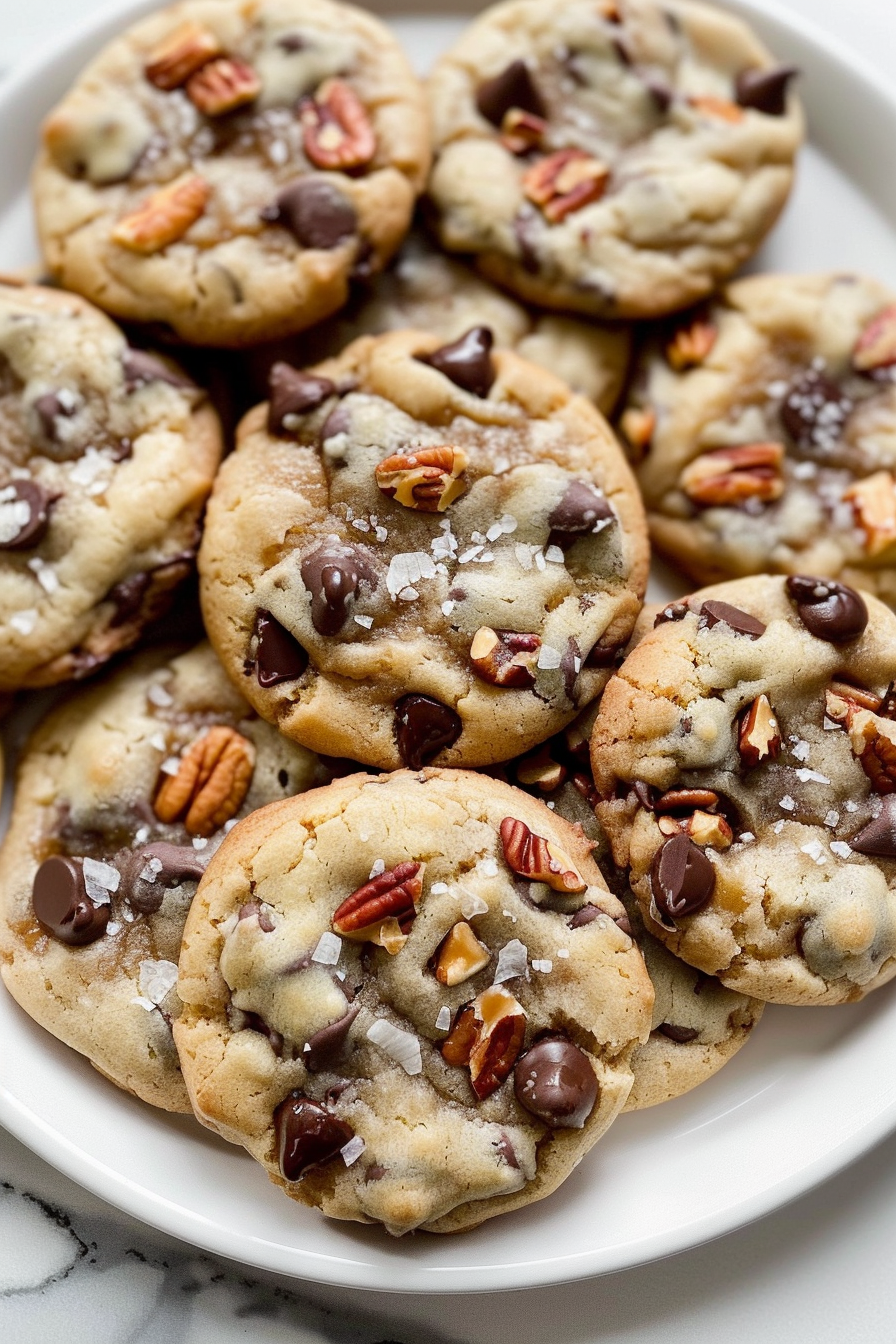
[826,689,896,793]
[844,471,896,557]
[523,149,610,223]
[619,407,655,459]
[144,21,222,90]
[111,175,209,253]
[515,745,567,792]
[738,694,782,768]
[666,320,717,371]
[434,922,491,986]
[826,681,882,721]
[332,861,423,953]
[689,94,745,122]
[441,986,526,1100]
[187,57,260,116]
[853,303,896,374]
[441,1004,479,1066]
[500,108,547,154]
[658,810,733,850]
[499,817,586,893]
[679,442,784,507]
[469,627,541,689]
[154,726,255,837]
[375,446,468,512]
[300,79,376,172]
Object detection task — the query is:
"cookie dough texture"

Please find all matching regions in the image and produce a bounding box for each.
[174,769,654,1234]
[0,643,326,1112]
[592,575,896,1005]
[33,0,431,345]
[0,281,220,690]
[427,0,802,319]
[199,328,648,770]
[626,273,896,603]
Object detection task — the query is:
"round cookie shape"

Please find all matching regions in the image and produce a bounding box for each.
[590,574,896,1006]
[173,769,654,1235]
[426,0,803,321]
[0,279,221,691]
[0,643,328,1112]
[33,0,431,346]
[198,328,648,770]
[625,274,896,603]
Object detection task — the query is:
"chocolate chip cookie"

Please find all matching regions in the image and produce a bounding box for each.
[623,273,896,605]
[174,768,654,1234]
[427,0,802,320]
[198,327,648,770]
[0,643,328,1112]
[33,0,431,346]
[592,574,896,1005]
[0,280,220,690]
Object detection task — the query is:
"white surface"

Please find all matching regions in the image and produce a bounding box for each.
[2,0,896,1329]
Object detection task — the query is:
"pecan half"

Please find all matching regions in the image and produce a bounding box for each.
[434,922,491,986]
[144,21,222,90]
[523,149,610,223]
[738,694,782,768]
[853,304,896,374]
[111,175,209,253]
[375,446,468,512]
[619,407,655,459]
[666,320,717,371]
[654,788,720,814]
[844,471,896,557]
[332,861,423,953]
[689,94,745,122]
[500,108,547,154]
[499,817,586,893]
[679,442,784,507]
[300,79,376,172]
[441,986,526,1100]
[187,57,260,116]
[154,726,256,837]
[469,627,541,689]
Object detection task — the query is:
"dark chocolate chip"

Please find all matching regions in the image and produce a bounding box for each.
[34,391,77,438]
[32,855,109,946]
[698,600,766,639]
[274,1093,354,1181]
[416,327,496,399]
[106,557,192,631]
[122,349,194,393]
[320,402,351,444]
[239,900,276,932]
[513,208,541,273]
[123,842,208,914]
[658,1022,700,1043]
[494,1131,520,1169]
[785,575,868,644]
[267,363,336,436]
[243,1012,285,1057]
[735,64,799,116]
[300,539,377,636]
[561,637,581,700]
[107,572,151,628]
[569,903,602,928]
[634,780,656,810]
[261,179,357,249]
[277,32,305,52]
[350,237,375,282]
[614,913,634,937]
[548,480,615,549]
[476,59,546,126]
[780,368,852,452]
[253,610,309,687]
[612,37,631,65]
[584,639,624,669]
[848,797,896,858]
[513,1037,599,1128]
[364,1164,386,1182]
[654,601,689,627]
[394,694,461,769]
[645,78,673,113]
[304,1004,360,1072]
[650,832,716,921]
[0,480,54,550]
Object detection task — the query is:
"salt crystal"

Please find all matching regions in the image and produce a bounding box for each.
[352,518,370,533]
[845,801,859,813]
[430,882,448,895]
[461,891,488,918]
[147,684,174,708]
[534,549,546,572]
[441,601,455,616]
[134,826,150,845]
[160,756,182,776]
[311,932,342,965]
[824,810,840,828]
[486,522,503,542]
[471,532,486,545]
[366,1018,422,1074]
[532,958,553,973]
[800,840,826,865]
[458,545,483,565]
[375,526,388,543]
[739,831,755,844]
[796,769,830,785]
[499,514,518,534]
[27,558,59,594]
[831,840,853,859]
[790,740,811,762]
[773,819,786,833]
[556,948,569,959]
[10,609,37,636]
[779,795,796,812]
[136,958,178,1005]
[387,552,436,599]
[494,938,529,984]
[149,732,166,751]
[369,858,386,879]
[823,717,840,731]
[435,1006,452,1032]
[106,921,121,936]
[83,857,120,904]
[537,646,562,670]
[545,545,565,564]
[474,551,494,563]
[192,838,208,850]
[515,544,533,570]
[354,614,373,629]
[341,1136,366,1167]
[479,857,498,878]
[502,908,518,923]
[398,586,419,601]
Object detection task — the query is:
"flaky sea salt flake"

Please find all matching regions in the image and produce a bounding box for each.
[366,1019,422,1074]
[311,931,342,965]
[494,938,529,984]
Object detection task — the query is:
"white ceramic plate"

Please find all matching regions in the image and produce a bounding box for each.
[3,0,896,1296]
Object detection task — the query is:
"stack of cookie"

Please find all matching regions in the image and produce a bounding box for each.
[0,0,892,1238]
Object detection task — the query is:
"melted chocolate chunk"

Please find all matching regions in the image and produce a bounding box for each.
[650,833,715,921]
[494,1131,519,1169]
[300,539,377,636]
[34,390,77,439]
[364,1164,386,1182]
[614,912,634,937]
[569,903,602,928]
[584,639,624,669]
[785,576,868,643]
[32,855,109,946]
[416,327,496,399]
[513,1038,599,1128]
[780,368,852,452]
[320,402,351,445]
[513,208,541,273]
[122,349,194,393]
[243,1012,285,1057]
[394,694,462,769]
[0,480,54,550]
[654,601,689,627]
[274,1093,354,1181]
[262,179,357,249]
[698,600,766,639]
[548,480,615,549]
[124,842,208,913]
[476,59,546,126]
[239,900,276,932]
[304,1004,360,1072]
[106,557,193,630]
[561,637,581,700]
[735,65,799,116]
[658,1022,700,1043]
[634,780,656,810]
[848,797,896,858]
[253,610,309,687]
[267,363,336,436]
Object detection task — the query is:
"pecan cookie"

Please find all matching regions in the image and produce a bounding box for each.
[592,574,896,1006]
[427,0,802,320]
[0,643,328,1112]
[0,280,220,691]
[174,768,653,1234]
[33,0,430,346]
[198,328,648,769]
[623,273,896,605]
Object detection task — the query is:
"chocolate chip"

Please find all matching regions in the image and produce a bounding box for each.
[32,856,109,946]
[658,1022,699,1043]
[735,65,799,116]
[122,349,194,393]
[320,402,351,445]
[123,842,208,914]
[274,1093,354,1181]
[34,390,77,439]
[785,576,868,643]
[645,78,673,113]
[569,903,602,928]
[277,32,305,52]
[416,327,496,399]
[304,1004,360,1072]
[267,363,336,436]
[548,480,615,549]
[584,639,624,669]
[261,179,357,249]
[243,1012,285,1057]
[634,780,656,810]
[394,694,462,769]
[0,480,54,550]
[848,797,896,857]
[300,539,377,636]
[513,208,541,273]
[614,913,633,937]
[879,682,896,721]
[106,557,192,630]
[476,59,546,126]
[364,1164,386,1182]
[650,833,715,921]
[494,1131,519,1169]
[253,610,309,687]
[698,600,766,639]
[239,900,276,932]
[561,637,581,700]
[654,601,689,627]
[780,368,852,452]
[513,1037,599,1128]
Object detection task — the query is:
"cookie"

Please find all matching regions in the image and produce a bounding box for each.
[0,643,327,1112]
[174,768,654,1234]
[0,280,220,690]
[426,0,803,320]
[33,0,430,346]
[622,273,896,604]
[198,327,648,770]
[591,574,896,1006]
